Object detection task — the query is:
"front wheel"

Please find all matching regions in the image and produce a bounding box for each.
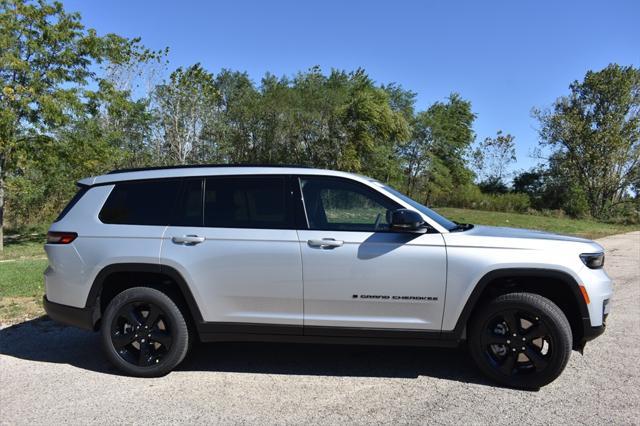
[101,287,190,377]
[468,292,572,390]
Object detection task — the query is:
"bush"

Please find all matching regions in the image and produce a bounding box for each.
[559,184,589,218]
[4,174,65,227]
[605,201,640,225]
[433,184,531,213]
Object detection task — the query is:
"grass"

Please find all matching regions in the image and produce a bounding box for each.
[0,258,47,325]
[0,209,637,324]
[435,208,639,240]
[0,240,45,261]
[0,258,48,297]
[0,233,46,324]
[1,225,47,261]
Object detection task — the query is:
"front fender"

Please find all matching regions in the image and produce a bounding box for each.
[441,267,589,340]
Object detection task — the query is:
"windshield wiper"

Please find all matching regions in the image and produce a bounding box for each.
[450,222,474,232]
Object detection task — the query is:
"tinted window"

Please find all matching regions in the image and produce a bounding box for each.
[203,176,292,229]
[173,178,203,226]
[99,180,181,225]
[300,177,400,232]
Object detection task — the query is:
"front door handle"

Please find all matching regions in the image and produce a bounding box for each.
[307,238,344,248]
[172,235,205,245]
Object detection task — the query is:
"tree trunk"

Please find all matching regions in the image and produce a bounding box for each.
[0,171,4,253]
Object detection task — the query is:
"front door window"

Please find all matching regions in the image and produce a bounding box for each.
[300,177,400,232]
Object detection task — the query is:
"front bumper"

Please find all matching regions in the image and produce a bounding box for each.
[43,296,96,331]
[576,315,607,352]
[582,317,606,341]
[578,266,613,327]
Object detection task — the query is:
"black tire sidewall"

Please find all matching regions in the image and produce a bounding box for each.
[469,292,572,390]
[101,287,190,377]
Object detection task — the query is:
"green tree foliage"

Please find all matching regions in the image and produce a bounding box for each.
[381,83,417,122]
[335,70,410,180]
[534,64,640,219]
[0,0,161,249]
[401,93,476,203]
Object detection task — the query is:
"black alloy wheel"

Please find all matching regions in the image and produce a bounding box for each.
[480,309,552,376]
[111,301,172,367]
[101,287,190,377]
[469,292,572,390]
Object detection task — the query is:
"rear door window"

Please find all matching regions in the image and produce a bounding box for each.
[172,178,204,227]
[99,180,181,226]
[203,176,293,229]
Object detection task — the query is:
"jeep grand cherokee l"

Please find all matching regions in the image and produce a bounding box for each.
[43,165,612,389]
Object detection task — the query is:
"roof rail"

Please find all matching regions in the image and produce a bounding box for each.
[107,163,313,175]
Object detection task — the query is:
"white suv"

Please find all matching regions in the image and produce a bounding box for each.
[43,165,612,389]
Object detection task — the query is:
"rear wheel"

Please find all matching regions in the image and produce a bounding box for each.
[469,292,572,389]
[101,287,190,377]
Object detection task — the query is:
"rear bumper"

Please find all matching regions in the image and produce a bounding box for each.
[43,296,96,331]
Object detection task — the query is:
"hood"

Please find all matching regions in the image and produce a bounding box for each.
[462,225,593,244]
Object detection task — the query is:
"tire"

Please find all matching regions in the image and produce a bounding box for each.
[468,292,572,390]
[101,287,190,377]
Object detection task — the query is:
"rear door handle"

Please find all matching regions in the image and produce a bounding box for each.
[172,235,205,245]
[307,238,344,248]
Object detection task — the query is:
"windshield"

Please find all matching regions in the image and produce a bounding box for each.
[379,184,458,231]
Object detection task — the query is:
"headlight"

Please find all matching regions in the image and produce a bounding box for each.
[580,253,605,269]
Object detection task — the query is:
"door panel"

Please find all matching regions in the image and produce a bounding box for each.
[297,176,447,331]
[161,227,302,325]
[299,230,447,330]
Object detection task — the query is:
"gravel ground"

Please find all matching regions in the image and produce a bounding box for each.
[1,232,638,425]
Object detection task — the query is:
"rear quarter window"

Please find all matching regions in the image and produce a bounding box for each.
[54,186,89,222]
[99,180,181,226]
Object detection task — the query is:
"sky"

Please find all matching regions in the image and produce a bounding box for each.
[65,0,639,174]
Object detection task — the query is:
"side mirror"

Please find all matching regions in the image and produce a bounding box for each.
[387,209,429,233]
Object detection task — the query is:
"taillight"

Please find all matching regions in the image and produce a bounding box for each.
[46,232,78,244]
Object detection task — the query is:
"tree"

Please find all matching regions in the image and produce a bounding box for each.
[211,69,260,163]
[513,168,545,201]
[0,0,158,250]
[400,93,476,202]
[337,69,409,180]
[534,64,640,218]
[84,81,158,168]
[152,64,220,164]
[473,130,516,193]
[206,67,410,182]
[381,83,417,122]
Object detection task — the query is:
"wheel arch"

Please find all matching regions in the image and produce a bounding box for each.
[447,268,590,349]
[85,263,204,329]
